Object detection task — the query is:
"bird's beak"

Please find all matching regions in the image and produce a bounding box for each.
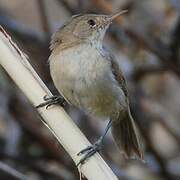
[101,10,128,28]
[108,10,128,21]
[99,10,128,30]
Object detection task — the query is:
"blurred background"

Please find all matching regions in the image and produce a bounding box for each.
[0,0,180,179]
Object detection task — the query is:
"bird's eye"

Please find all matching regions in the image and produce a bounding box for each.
[87,19,96,27]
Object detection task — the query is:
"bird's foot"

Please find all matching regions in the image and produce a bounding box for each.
[36,95,66,109]
[77,138,103,166]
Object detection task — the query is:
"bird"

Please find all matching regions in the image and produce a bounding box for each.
[37,10,143,165]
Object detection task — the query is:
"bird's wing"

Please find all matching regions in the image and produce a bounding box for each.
[105,51,128,98]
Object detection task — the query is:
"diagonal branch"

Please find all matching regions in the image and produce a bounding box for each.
[0,26,118,180]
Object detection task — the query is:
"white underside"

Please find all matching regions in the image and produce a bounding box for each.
[49,43,127,119]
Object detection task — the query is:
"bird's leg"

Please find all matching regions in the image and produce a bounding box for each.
[36,95,66,109]
[77,120,112,166]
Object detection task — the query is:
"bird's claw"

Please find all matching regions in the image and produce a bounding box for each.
[76,140,102,166]
[36,95,66,109]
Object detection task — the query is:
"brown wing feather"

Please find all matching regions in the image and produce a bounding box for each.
[106,52,128,97]
[105,52,143,159]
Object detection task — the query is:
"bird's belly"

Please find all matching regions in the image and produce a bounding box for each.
[49,44,126,118]
[77,81,122,118]
[53,70,125,119]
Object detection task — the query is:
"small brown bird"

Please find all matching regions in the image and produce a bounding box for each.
[37,10,143,165]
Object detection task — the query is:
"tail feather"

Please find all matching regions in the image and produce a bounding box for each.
[111,108,143,159]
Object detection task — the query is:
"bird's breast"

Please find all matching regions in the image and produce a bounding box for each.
[49,44,126,118]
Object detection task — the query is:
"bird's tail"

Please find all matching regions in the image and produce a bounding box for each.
[111,108,143,159]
